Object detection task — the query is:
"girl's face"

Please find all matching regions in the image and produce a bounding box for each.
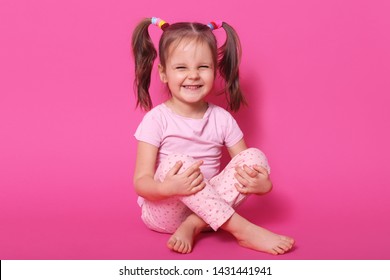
[158,39,215,108]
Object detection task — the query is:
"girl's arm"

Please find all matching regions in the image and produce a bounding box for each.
[133,141,206,201]
[133,141,166,201]
[227,138,248,158]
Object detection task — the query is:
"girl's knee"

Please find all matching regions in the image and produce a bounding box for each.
[163,154,197,169]
[155,154,197,181]
[245,147,267,159]
[238,148,271,174]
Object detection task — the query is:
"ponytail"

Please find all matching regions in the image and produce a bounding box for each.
[218,22,246,111]
[131,18,157,111]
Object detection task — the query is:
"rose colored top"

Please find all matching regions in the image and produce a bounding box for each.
[134,103,243,179]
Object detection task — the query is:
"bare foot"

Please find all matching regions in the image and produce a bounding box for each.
[167,214,207,254]
[236,223,295,255]
[222,213,295,255]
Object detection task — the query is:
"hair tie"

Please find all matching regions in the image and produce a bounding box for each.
[207,20,223,30]
[151,17,169,30]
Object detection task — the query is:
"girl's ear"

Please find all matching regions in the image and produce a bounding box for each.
[158,64,168,83]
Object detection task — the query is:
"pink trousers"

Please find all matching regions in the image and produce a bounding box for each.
[139,148,270,233]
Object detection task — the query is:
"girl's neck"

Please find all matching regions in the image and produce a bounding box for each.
[165,99,208,119]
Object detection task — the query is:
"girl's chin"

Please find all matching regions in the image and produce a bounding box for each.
[179,91,207,100]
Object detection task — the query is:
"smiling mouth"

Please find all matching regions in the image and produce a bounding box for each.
[183,85,203,90]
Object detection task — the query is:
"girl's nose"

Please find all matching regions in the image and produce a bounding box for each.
[188,69,200,79]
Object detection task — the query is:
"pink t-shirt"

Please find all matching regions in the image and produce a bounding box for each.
[134,103,243,179]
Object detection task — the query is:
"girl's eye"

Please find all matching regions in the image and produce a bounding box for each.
[175,66,186,70]
[199,65,210,69]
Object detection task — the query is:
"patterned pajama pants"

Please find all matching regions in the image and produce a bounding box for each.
[139,148,270,233]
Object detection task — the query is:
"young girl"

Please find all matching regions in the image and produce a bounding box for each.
[132,17,295,255]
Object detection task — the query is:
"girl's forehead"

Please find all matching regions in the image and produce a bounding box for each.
[167,38,212,57]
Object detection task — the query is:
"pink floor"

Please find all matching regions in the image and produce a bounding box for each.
[1,175,389,260]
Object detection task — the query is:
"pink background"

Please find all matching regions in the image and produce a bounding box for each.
[1,0,390,259]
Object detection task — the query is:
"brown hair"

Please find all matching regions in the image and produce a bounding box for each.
[131,18,246,111]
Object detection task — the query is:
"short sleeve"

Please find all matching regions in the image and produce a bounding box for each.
[224,113,244,148]
[134,109,163,147]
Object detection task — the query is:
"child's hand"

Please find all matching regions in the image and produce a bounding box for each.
[234,164,272,195]
[162,160,206,197]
